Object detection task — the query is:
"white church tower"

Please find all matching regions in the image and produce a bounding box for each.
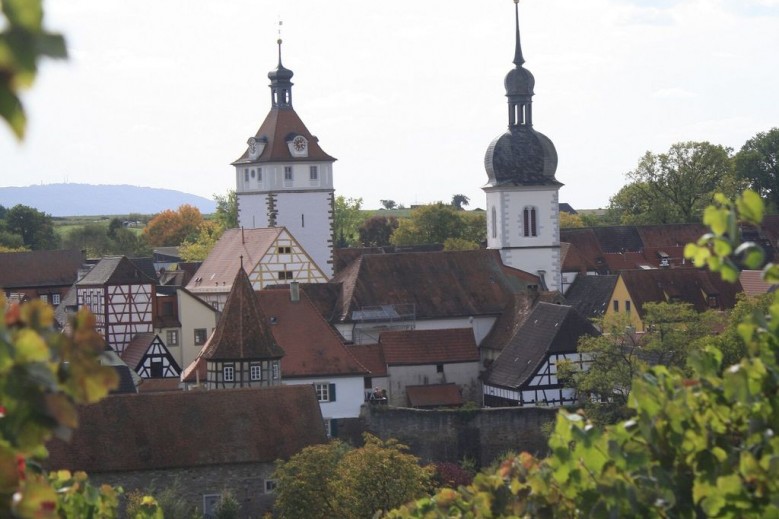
[233,38,336,278]
[483,0,562,292]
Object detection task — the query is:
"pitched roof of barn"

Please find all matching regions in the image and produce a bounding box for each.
[378,328,479,366]
[46,385,326,472]
[0,249,84,289]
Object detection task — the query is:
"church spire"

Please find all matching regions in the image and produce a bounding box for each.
[504,0,535,128]
[268,36,294,108]
[513,0,524,67]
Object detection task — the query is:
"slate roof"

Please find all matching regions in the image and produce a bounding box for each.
[186,228,283,293]
[347,344,388,377]
[46,385,326,473]
[256,288,368,377]
[485,303,599,390]
[406,384,464,408]
[76,256,157,286]
[479,292,535,353]
[201,268,284,361]
[379,328,479,366]
[0,249,83,289]
[620,269,743,316]
[232,108,336,165]
[564,275,618,319]
[329,249,537,322]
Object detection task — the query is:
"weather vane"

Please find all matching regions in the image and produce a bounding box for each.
[277,17,283,44]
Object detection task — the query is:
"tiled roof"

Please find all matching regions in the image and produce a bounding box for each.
[185,228,282,293]
[560,229,606,273]
[256,288,368,377]
[592,226,643,253]
[329,249,537,322]
[0,249,83,288]
[379,328,479,366]
[406,384,464,408]
[620,268,743,316]
[201,268,284,361]
[740,270,774,296]
[77,256,157,286]
[46,385,326,473]
[485,303,599,389]
[347,344,387,377]
[121,332,155,370]
[564,275,618,319]
[232,108,336,164]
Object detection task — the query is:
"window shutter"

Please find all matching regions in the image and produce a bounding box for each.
[330,419,338,438]
[329,383,336,402]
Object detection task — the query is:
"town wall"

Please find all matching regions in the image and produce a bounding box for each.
[360,404,557,467]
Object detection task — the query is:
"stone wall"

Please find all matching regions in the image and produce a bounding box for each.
[87,462,276,518]
[361,405,557,467]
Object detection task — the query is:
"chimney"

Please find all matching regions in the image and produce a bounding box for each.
[290,281,300,302]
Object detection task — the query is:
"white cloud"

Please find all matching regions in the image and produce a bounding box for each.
[652,88,697,99]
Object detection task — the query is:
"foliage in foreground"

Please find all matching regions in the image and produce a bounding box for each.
[388,191,779,518]
[274,434,432,519]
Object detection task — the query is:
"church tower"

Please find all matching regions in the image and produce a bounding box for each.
[233,38,336,278]
[483,0,562,292]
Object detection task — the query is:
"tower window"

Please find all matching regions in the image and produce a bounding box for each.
[257,167,262,181]
[523,207,538,237]
[244,169,249,182]
[284,166,293,181]
[491,207,497,238]
[251,169,256,178]
[309,166,318,180]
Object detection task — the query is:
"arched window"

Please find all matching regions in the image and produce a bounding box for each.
[491,207,497,238]
[523,206,537,237]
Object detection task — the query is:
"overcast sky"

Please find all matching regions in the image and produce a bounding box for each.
[2,0,778,211]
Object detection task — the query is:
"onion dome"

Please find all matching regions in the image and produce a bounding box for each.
[268,39,294,108]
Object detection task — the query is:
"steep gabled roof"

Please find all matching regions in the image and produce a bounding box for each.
[232,108,336,164]
[201,268,284,361]
[0,249,84,289]
[46,385,326,472]
[347,344,388,377]
[185,227,283,293]
[256,288,368,377]
[620,269,743,316]
[77,256,156,286]
[379,328,479,366]
[564,275,618,319]
[485,303,599,389]
[329,249,537,322]
[121,332,156,370]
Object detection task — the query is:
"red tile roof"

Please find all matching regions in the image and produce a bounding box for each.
[202,268,284,361]
[121,332,155,370]
[186,227,283,294]
[740,270,775,296]
[0,249,83,289]
[232,108,336,164]
[379,328,479,366]
[257,288,368,377]
[406,384,464,408]
[46,385,326,472]
[346,344,387,376]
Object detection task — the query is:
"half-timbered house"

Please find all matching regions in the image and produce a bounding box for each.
[121,332,181,380]
[483,303,598,407]
[75,256,156,355]
[0,249,84,305]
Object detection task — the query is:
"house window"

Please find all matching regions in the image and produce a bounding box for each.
[613,300,619,312]
[309,165,318,180]
[40,294,48,303]
[284,166,293,181]
[436,364,444,374]
[278,271,293,280]
[625,301,631,313]
[194,328,207,345]
[277,246,292,254]
[315,382,335,402]
[223,365,235,382]
[708,295,719,308]
[523,207,537,237]
[272,361,280,380]
[264,480,277,494]
[203,494,220,517]
[52,293,60,305]
[150,359,163,378]
[162,301,174,315]
[167,330,179,346]
[244,169,249,182]
[250,363,262,381]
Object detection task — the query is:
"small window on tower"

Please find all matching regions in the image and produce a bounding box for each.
[309,165,318,180]
[257,167,262,181]
[251,169,256,178]
[244,169,249,182]
[284,166,293,181]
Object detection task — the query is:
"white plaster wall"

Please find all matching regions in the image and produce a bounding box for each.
[283,375,365,419]
[387,361,480,406]
[347,317,497,346]
[177,289,219,370]
[273,192,333,278]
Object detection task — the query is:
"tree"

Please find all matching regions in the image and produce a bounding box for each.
[179,220,224,261]
[142,204,204,247]
[451,194,470,211]
[391,203,485,248]
[559,212,584,228]
[333,196,364,248]
[274,435,431,519]
[0,0,67,139]
[359,215,398,247]
[63,223,113,256]
[4,204,59,250]
[735,127,779,211]
[606,180,678,224]
[380,199,398,210]
[213,190,238,229]
[615,142,737,224]
[388,190,779,519]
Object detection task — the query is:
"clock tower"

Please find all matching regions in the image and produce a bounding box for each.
[233,38,336,278]
[483,0,562,292]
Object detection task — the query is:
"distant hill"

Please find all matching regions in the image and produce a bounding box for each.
[0,184,217,217]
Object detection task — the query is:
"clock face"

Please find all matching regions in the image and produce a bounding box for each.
[293,136,307,152]
[247,137,257,154]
